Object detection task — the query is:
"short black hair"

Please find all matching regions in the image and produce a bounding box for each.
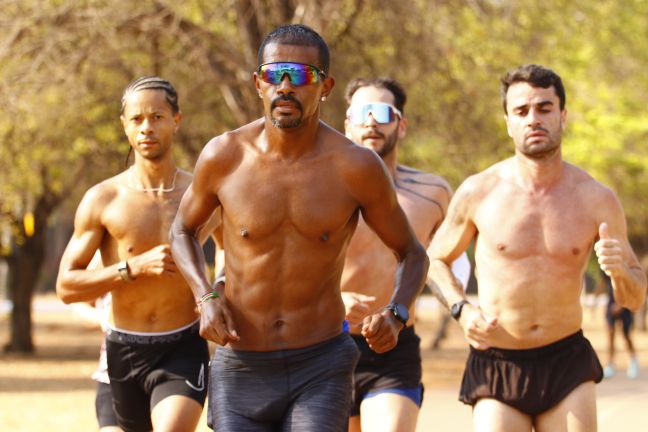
[257,24,330,74]
[120,76,179,115]
[500,64,565,113]
[344,77,407,115]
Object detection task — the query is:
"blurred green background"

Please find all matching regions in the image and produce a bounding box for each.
[1,0,647,351]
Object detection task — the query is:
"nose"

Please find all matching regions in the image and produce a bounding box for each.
[140,117,154,135]
[526,108,541,127]
[276,74,295,95]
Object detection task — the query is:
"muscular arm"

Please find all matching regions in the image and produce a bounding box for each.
[357,154,429,310]
[56,187,126,303]
[427,177,498,349]
[348,150,428,352]
[594,192,647,310]
[427,181,477,308]
[170,139,238,344]
[170,152,221,301]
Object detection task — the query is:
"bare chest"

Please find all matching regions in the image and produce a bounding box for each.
[219,158,358,241]
[475,191,596,261]
[102,190,183,249]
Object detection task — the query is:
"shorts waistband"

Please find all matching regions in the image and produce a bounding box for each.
[351,325,417,342]
[105,320,200,345]
[217,332,351,362]
[470,330,585,360]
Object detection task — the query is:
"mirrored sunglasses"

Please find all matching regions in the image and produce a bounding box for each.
[257,62,326,86]
[347,103,402,125]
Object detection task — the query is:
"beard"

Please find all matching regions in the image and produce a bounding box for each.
[518,128,561,159]
[362,128,399,158]
[271,94,303,129]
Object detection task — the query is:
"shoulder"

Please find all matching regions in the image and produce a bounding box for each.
[396,165,452,194]
[196,119,264,175]
[73,173,125,224]
[318,122,387,175]
[566,163,621,211]
[455,159,507,200]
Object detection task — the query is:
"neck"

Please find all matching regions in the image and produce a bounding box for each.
[514,148,563,192]
[263,115,322,159]
[130,156,177,190]
[382,147,399,178]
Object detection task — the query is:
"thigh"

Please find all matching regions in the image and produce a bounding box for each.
[151,395,203,432]
[283,337,359,432]
[360,392,419,432]
[535,381,597,432]
[348,416,361,432]
[473,398,533,432]
[283,369,354,432]
[107,343,152,431]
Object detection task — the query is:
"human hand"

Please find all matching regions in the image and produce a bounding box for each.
[361,309,402,354]
[594,223,625,278]
[341,292,376,325]
[459,304,498,350]
[126,244,180,279]
[198,296,239,345]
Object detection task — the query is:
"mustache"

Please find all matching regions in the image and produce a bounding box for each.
[271,94,303,112]
[361,129,385,140]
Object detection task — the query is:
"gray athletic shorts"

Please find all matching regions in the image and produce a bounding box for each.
[208,332,360,431]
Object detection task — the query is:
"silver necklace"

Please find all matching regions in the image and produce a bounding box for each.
[129,167,179,192]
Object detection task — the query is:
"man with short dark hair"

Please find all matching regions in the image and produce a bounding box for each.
[57,77,219,432]
[429,64,646,431]
[170,25,429,431]
[342,77,470,432]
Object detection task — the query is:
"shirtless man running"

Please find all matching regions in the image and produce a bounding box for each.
[170,25,428,431]
[428,64,646,431]
[341,77,470,432]
[56,77,218,432]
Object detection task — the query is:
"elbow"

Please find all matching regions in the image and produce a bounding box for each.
[55,276,80,304]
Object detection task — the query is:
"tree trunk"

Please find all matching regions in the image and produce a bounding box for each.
[4,202,49,353]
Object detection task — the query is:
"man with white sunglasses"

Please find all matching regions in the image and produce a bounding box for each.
[342,77,471,432]
[171,25,429,431]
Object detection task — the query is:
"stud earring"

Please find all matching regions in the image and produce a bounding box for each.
[321,96,327,102]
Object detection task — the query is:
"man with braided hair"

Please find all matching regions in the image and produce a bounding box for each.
[57,76,220,431]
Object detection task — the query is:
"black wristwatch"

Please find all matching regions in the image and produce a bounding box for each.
[385,303,409,328]
[450,300,470,321]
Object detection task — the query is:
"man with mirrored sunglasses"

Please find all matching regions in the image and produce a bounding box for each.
[171,24,429,432]
[342,77,471,432]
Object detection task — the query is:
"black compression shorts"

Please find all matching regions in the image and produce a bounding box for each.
[105,321,209,432]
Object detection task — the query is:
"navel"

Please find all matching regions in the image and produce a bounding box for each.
[127,246,134,253]
[240,227,249,238]
[320,231,329,242]
[273,319,286,329]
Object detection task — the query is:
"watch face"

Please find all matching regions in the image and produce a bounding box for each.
[394,303,409,322]
[451,300,467,319]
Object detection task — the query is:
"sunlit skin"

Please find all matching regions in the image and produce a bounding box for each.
[342,85,450,432]
[428,80,646,431]
[170,43,428,354]
[56,88,220,432]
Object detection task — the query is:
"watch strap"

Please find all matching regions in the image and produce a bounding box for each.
[118,260,133,282]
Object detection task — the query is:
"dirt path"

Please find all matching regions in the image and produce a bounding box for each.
[1,295,647,431]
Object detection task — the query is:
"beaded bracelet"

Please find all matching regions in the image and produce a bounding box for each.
[196,291,220,313]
